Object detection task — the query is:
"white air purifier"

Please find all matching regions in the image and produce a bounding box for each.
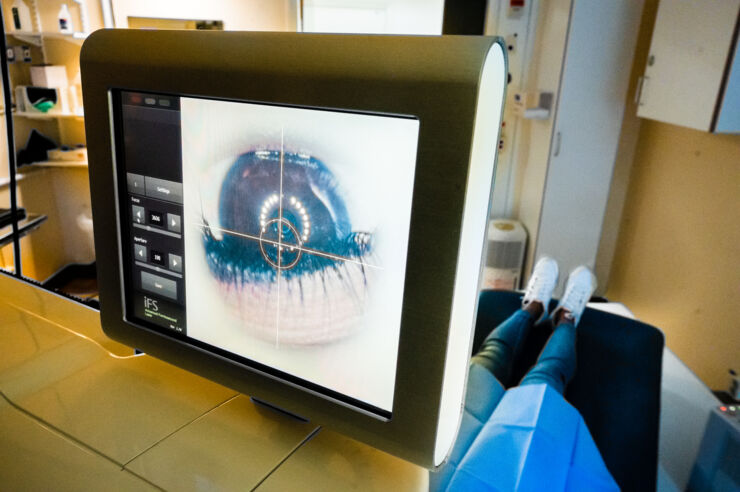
[482,219,527,290]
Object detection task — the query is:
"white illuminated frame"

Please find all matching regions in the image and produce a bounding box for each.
[434,42,506,466]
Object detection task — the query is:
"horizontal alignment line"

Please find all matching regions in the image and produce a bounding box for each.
[190,221,383,270]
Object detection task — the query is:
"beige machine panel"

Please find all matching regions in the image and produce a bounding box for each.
[0,273,427,488]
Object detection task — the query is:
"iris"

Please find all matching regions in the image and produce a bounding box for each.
[201,150,372,287]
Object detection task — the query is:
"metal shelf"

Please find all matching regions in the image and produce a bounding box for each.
[7,31,87,46]
[0,213,48,248]
[0,172,28,189]
[14,111,84,120]
[32,160,87,168]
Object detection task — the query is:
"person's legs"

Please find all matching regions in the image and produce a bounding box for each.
[519,266,596,395]
[519,310,576,395]
[471,302,541,385]
[471,257,559,386]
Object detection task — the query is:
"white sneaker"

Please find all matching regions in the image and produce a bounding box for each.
[522,257,559,322]
[554,266,597,326]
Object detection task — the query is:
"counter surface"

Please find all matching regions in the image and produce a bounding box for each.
[0,273,428,491]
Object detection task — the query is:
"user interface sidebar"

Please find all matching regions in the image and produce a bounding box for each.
[122,92,186,334]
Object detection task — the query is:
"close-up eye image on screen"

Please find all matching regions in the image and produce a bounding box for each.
[181,98,420,413]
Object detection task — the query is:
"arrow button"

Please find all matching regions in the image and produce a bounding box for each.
[134,244,147,261]
[167,213,181,233]
[132,205,145,224]
[168,253,182,273]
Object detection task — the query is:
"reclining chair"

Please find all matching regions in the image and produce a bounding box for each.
[467,290,664,491]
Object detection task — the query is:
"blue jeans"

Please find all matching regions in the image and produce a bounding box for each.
[471,309,576,395]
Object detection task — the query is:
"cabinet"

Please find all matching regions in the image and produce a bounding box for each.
[486,0,644,294]
[636,0,740,133]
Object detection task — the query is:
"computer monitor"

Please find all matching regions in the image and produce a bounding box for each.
[81,30,505,468]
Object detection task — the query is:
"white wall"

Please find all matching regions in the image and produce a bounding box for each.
[302,0,444,35]
[111,0,298,31]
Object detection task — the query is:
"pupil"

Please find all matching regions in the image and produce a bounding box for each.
[259,218,302,270]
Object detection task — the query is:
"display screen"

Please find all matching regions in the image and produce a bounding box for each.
[115,91,419,417]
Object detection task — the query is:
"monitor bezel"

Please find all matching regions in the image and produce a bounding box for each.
[82,29,505,468]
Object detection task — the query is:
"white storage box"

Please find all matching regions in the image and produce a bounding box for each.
[30,65,68,88]
[15,85,64,113]
[47,147,87,162]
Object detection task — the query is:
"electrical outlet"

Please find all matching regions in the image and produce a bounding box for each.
[510,91,527,116]
[505,33,518,54]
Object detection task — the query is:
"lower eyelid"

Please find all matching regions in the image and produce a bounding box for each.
[209,263,374,345]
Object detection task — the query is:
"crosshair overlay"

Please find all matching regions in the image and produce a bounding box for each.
[259,217,303,270]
